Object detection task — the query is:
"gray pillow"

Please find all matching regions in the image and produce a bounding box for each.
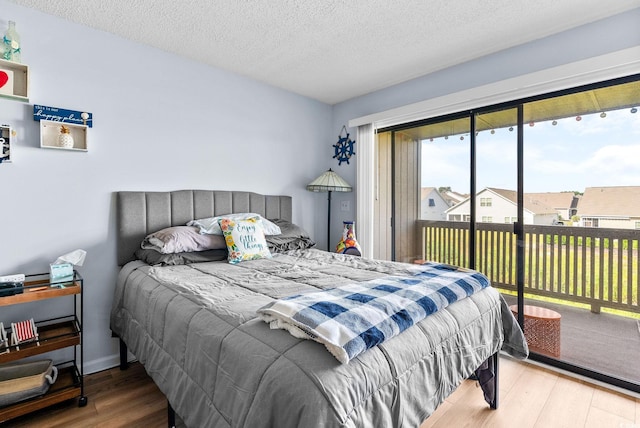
[141,226,226,254]
[135,248,228,266]
[266,219,316,252]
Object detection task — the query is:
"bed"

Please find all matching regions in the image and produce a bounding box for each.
[110,189,528,428]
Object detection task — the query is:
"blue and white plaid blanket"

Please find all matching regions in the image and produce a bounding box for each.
[257,262,490,364]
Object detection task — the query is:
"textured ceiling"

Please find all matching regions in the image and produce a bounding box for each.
[7,0,640,104]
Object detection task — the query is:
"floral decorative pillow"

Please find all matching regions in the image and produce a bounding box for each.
[218,217,272,264]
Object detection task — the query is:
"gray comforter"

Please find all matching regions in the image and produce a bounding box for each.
[110,249,528,428]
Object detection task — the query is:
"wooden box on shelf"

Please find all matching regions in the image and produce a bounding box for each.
[0,272,86,422]
[40,120,88,151]
[0,58,29,101]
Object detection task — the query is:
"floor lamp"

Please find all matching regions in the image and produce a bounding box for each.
[307,168,352,251]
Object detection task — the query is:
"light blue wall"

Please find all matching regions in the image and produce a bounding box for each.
[330,7,640,247]
[0,1,331,372]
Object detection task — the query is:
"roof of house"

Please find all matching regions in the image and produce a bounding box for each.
[577,186,640,217]
[421,187,454,207]
[443,190,468,205]
[447,187,558,215]
[421,187,436,199]
[524,192,576,210]
[490,188,558,215]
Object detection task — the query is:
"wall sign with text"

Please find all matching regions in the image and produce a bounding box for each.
[33,105,93,128]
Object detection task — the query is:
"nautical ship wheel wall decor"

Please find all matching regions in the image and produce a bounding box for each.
[333,125,356,165]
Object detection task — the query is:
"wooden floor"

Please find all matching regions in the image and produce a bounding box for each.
[6,362,167,428]
[420,357,640,428]
[5,357,640,428]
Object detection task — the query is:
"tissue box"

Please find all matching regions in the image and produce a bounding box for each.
[49,263,74,284]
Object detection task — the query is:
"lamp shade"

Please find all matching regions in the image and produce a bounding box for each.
[306,169,352,192]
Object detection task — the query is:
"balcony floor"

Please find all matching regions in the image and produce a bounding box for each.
[502,293,640,385]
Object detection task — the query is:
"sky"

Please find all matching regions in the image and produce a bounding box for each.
[421,108,640,194]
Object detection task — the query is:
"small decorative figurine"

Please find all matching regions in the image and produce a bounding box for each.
[11,318,39,349]
[336,221,362,256]
[57,125,74,148]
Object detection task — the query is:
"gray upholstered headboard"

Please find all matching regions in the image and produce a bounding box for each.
[116,190,293,266]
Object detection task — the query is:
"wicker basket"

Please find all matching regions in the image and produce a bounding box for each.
[0,359,58,407]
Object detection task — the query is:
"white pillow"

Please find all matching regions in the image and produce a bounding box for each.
[188,213,281,235]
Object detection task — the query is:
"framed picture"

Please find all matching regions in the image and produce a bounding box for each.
[0,124,11,163]
[0,68,14,96]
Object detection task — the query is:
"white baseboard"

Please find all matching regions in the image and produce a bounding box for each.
[82,352,137,375]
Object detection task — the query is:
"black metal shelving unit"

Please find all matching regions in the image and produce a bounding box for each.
[0,271,86,423]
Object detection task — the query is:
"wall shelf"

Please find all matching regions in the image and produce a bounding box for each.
[0,58,29,102]
[40,120,88,151]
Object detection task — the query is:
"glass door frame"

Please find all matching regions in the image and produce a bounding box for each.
[377,73,640,394]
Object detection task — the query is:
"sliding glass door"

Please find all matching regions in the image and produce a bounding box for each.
[519,82,640,386]
[374,75,640,392]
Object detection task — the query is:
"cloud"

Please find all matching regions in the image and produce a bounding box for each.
[583,144,640,170]
[477,137,517,164]
[524,144,640,189]
[421,141,468,189]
